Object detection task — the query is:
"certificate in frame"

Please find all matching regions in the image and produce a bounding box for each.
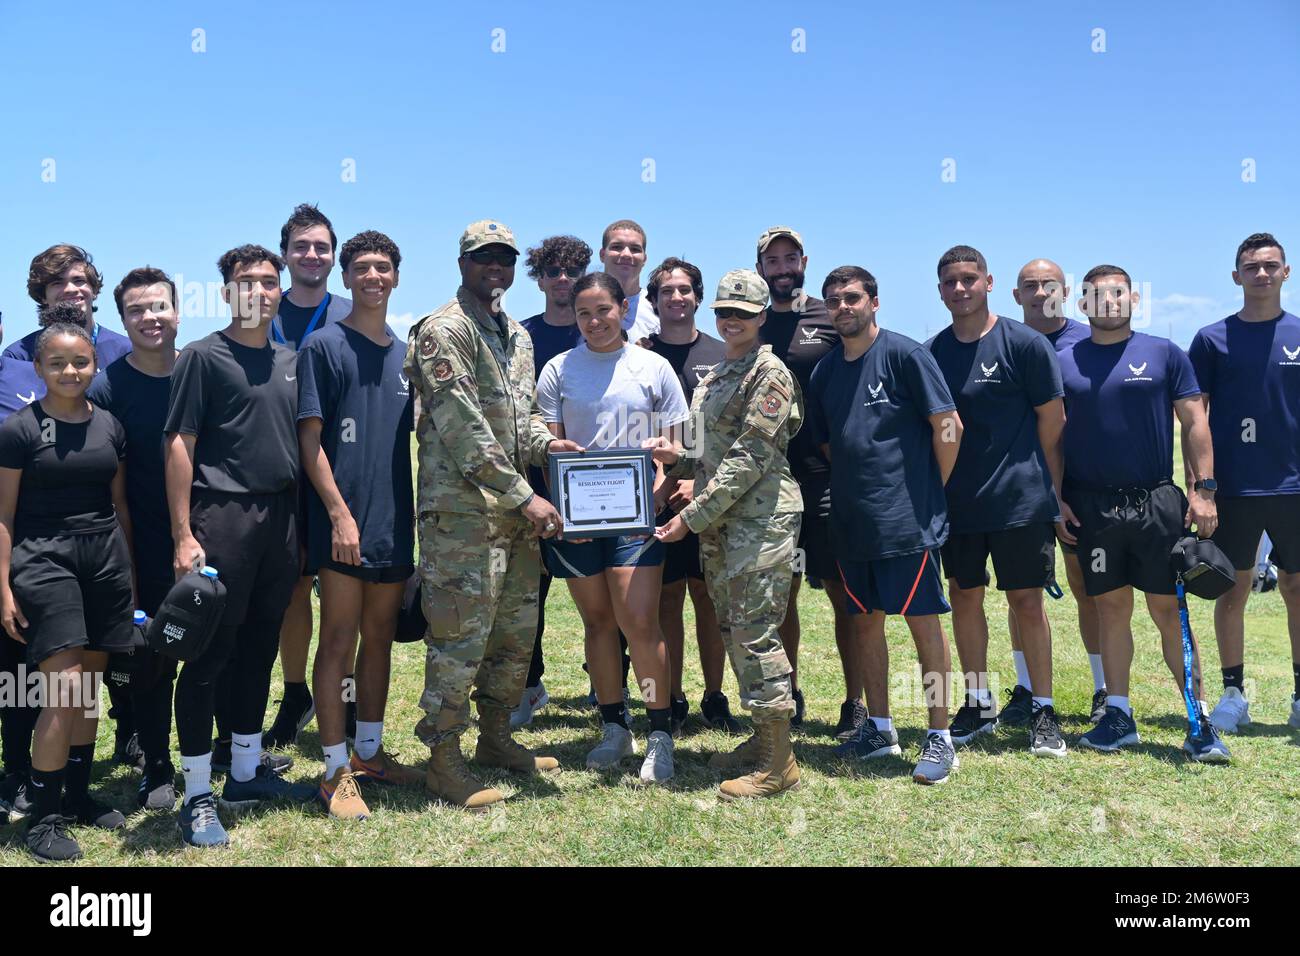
[547,449,655,539]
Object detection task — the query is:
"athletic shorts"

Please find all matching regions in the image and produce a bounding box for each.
[657,508,703,584]
[940,523,1057,592]
[10,527,134,666]
[316,561,413,585]
[837,550,949,617]
[796,474,836,585]
[1211,495,1300,573]
[1064,482,1187,596]
[546,534,664,579]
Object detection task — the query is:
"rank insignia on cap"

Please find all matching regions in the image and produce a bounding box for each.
[734,281,744,292]
[487,223,498,231]
[433,358,453,381]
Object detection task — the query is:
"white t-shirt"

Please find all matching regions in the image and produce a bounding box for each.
[536,342,688,449]
[623,289,660,342]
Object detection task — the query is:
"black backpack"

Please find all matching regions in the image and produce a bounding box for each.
[146,567,227,661]
[107,611,161,692]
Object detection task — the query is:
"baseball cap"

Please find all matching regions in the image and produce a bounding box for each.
[710,269,770,315]
[460,220,519,256]
[756,225,804,256]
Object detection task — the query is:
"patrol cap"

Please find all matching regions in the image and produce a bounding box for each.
[710,269,770,315]
[459,220,519,256]
[756,225,804,256]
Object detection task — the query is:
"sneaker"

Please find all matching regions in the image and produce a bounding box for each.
[700,691,743,733]
[220,764,317,809]
[1029,705,1067,758]
[949,701,998,745]
[1290,694,1300,730]
[1184,721,1231,764]
[64,793,127,830]
[264,686,315,750]
[999,685,1034,728]
[1078,706,1140,752]
[1090,688,1109,724]
[319,766,370,820]
[1209,687,1251,734]
[113,731,146,772]
[349,746,423,787]
[835,719,901,760]
[212,739,293,776]
[138,763,178,812]
[670,696,689,737]
[585,722,637,770]
[639,730,674,784]
[832,699,869,741]
[509,682,550,729]
[912,733,959,785]
[178,793,229,848]
[0,775,32,823]
[790,688,805,728]
[26,813,81,862]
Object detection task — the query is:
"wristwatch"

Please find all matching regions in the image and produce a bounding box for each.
[1193,478,1218,494]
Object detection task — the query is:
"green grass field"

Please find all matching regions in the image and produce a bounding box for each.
[2,441,1296,867]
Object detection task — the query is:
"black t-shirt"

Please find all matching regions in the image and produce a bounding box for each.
[274,291,348,351]
[928,316,1063,533]
[759,297,837,480]
[88,356,173,580]
[648,330,726,405]
[164,332,299,496]
[0,401,125,538]
[297,323,415,570]
[808,331,955,559]
[521,314,583,381]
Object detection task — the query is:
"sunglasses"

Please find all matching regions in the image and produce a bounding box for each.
[545,266,584,279]
[715,307,758,321]
[467,248,518,267]
[824,291,870,310]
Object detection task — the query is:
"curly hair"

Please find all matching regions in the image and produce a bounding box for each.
[27,244,103,306]
[35,321,96,366]
[1236,232,1285,268]
[525,235,592,280]
[340,231,402,272]
[38,300,91,330]
[218,245,284,284]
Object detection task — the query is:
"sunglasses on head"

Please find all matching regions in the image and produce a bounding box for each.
[467,248,518,267]
[545,266,584,279]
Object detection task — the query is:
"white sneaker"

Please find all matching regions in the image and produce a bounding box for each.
[1209,687,1251,734]
[509,682,549,728]
[585,722,636,770]
[1289,694,1300,730]
[639,730,674,784]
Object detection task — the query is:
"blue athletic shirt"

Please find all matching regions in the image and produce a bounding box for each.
[296,322,415,570]
[3,322,132,372]
[1045,319,1091,351]
[1058,331,1201,489]
[0,358,43,422]
[1188,311,1300,497]
[807,329,955,560]
[928,316,1063,533]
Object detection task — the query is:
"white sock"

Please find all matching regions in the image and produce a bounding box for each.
[230,732,262,783]
[1089,655,1106,692]
[1198,699,1208,714]
[873,716,894,733]
[1106,695,1131,715]
[1032,696,1054,710]
[181,753,212,804]
[928,729,953,745]
[322,743,349,778]
[354,721,383,761]
[1013,651,1032,690]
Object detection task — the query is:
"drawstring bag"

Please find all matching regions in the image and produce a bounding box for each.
[146,567,227,662]
[1170,535,1236,600]
[107,611,160,692]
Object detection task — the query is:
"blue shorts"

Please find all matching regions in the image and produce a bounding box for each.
[545,534,664,578]
[837,550,949,617]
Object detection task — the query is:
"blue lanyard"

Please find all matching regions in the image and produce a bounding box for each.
[90,322,100,347]
[273,291,330,346]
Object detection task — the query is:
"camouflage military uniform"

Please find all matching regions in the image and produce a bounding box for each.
[673,341,803,721]
[405,284,555,747]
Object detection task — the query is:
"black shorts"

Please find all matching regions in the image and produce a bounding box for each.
[838,550,949,617]
[662,531,703,584]
[796,474,836,584]
[1064,482,1187,596]
[316,561,413,585]
[10,527,134,666]
[940,523,1057,591]
[1211,495,1300,573]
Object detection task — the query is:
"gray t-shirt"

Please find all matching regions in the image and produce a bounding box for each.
[537,342,688,449]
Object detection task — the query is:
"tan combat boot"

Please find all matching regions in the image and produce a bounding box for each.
[718,717,800,800]
[475,705,559,774]
[425,734,504,810]
[708,731,763,770]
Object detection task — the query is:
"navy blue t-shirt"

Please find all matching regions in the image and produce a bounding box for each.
[0,358,42,422]
[88,356,174,584]
[1045,319,1091,352]
[2,322,132,372]
[1188,311,1300,497]
[522,313,583,497]
[297,322,415,571]
[1058,332,1201,489]
[928,316,1063,533]
[808,329,955,560]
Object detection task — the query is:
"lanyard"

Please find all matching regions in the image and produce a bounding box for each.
[272,291,330,346]
[90,322,100,347]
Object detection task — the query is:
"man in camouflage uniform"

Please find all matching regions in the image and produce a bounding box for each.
[404,219,579,809]
[649,269,804,800]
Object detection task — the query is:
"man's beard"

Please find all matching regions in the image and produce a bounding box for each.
[292,269,327,289]
[766,269,806,303]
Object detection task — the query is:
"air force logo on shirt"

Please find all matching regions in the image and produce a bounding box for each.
[399,373,410,395]
[1125,361,1152,382]
[17,391,35,406]
[1281,345,1300,365]
[799,326,822,345]
[864,379,889,407]
[974,360,1001,384]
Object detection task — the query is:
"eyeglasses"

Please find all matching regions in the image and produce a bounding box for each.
[824,291,870,310]
[715,308,757,320]
[467,249,518,267]
[545,266,584,279]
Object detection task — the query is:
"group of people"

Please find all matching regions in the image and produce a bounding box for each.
[0,207,1293,863]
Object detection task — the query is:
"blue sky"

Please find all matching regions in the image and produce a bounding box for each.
[1,0,1296,348]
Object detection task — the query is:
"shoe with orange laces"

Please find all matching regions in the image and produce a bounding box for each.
[319,767,370,820]
[349,746,424,787]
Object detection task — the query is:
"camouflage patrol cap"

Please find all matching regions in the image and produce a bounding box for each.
[756,225,804,256]
[710,269,770,315]
[459,220,520,256]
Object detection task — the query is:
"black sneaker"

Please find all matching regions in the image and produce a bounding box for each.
[138,762,179,811]
[63,793,127,830]
[1029,704,1067,758]
[999,685,1034,727]
[791,688,806,729]
[26,813,81,862]
[670,696,689,737]
[700,691,743,733]
[1090,688,1108,724]
[0,774,32,823]
[1079,705,1140,752]
[835,719,902,760]
[949,701,998,745]
[113,731,146,772]
[211,739,294,776]
[832,699,869,741]
[264,685,315,750]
